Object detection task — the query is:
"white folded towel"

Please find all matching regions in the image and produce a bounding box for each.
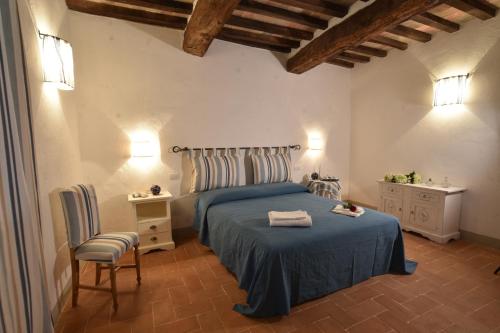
[268,210,312,227]
[332,205,365,218]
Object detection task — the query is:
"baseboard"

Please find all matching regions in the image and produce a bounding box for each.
[460,230,500,249]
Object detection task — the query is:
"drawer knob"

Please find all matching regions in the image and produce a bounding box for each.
[150,236,158,242]
[149,225,157,230]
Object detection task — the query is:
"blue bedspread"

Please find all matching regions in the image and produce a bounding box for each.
[194,183,416,317]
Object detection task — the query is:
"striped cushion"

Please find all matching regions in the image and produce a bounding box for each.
[74,232,139,264]
[251,153,292,184]
[190,154,242,193]
[60,184,101,248]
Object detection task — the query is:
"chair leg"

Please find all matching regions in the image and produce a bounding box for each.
[95,263,102,286]
[134,244,141,285]
[70,250,79,307]
[110,264,118,311]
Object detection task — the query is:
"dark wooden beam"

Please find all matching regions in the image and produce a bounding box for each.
[236,0,328,30]
[287,0,442,74]
[226,16,314,40]
[66,0,187,29]
[110,0,192,15]
[349,45,387,57]
[266,0,348,18]
[411,13,460,33]
[220,27,301,48]
[326,59,354,68]
[388,25,432,42]
[369,36,408,50]
[412,12,460,32]
[183,0,241,56]
[444,0,497,20]
[336,51,370,63]
[217,33,291,53]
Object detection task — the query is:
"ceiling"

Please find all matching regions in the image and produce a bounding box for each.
[65,0,499,73]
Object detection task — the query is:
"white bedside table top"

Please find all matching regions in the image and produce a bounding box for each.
[127,191,173,204]
[377,180,466,194]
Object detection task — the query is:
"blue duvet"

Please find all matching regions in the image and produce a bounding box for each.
[194,182,416,317]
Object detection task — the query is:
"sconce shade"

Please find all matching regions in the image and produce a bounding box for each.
[131,140,154,157]
[433,75,468,107]
[309,138,322,150]
[41,34,74,90]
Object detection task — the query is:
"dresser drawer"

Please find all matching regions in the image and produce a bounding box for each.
[139,231,172,247]
[412,190,440,204]
[138,219,170,235]
[381,183,403,197]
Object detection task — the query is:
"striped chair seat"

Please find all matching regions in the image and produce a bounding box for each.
[74,232,139,264]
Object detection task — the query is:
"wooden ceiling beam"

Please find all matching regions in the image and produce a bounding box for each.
[216,33,292,53]
[183,0,241,57]
[369,36,408,50]
[265,0,348,18]
[388,25,432,42]
[326,59,354,68]
[219,27,301,48]
[109,0,192,15]
[335,51,370,63]
[66,0,187,29]
[412,12,460,32]
[226,16,314,40]
[286,0,442,74]
[444,0,497,20]
[236,0,328,30]
[349,45,387,57]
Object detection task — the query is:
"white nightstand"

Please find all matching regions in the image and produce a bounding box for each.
[128,192,175,254]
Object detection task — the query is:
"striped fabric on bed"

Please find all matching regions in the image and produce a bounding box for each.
[251,153,292,184]
[190,154,241,193]
[74,232,139,264]
[60,185,101,248]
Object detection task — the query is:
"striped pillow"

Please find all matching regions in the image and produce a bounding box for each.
[59,184,101,248]
[190,154,242,193]
[252,153,292,184]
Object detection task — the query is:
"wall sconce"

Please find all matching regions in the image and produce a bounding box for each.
[40,33,74,90]
[131,140,154,158]
[309,137,323,151]
[433,74,469,107]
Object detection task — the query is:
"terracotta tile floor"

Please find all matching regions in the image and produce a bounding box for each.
[56,230,500,333]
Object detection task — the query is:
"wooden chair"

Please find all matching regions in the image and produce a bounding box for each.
[60,184,141,311]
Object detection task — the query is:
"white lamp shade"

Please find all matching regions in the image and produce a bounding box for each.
[131,140,154,157]
[433,75,468,107]
[41,34,74,90]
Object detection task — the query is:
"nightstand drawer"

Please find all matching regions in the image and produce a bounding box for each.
[139,231,172,247]
[412,190,440,204]
[138,219,170,235]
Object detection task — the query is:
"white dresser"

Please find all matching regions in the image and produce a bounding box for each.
[128,192,175,254]
[377,181,466,244]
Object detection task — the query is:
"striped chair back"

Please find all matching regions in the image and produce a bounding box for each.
[60,184,101,248]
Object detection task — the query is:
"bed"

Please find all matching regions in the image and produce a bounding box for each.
[193,182,416,317]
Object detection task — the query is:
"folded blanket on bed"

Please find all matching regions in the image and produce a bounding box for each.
[268,210,312,227]
[332,205,365,217]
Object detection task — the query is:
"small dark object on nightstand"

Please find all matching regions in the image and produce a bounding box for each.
[150,185,161,195]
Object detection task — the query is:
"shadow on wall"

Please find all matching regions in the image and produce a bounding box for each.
[48,189,71,316]
[98,193,136,232]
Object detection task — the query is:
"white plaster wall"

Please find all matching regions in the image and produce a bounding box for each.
[350,17,500,239]
[18,0,83,313]
[69,11,352,232]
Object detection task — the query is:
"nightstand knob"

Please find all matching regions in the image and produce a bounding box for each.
[150,236,157,242]
[149,225,157,230]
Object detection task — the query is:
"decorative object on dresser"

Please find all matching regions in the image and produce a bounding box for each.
[378,180,466,244]
[128,191,175,254]
[150,184,161,195]
[307,178,341,201]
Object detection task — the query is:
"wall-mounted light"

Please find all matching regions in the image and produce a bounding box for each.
[309,137,323,151]
[131,140,154,158]
[40,33,74,90]
[433,74,469,107]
